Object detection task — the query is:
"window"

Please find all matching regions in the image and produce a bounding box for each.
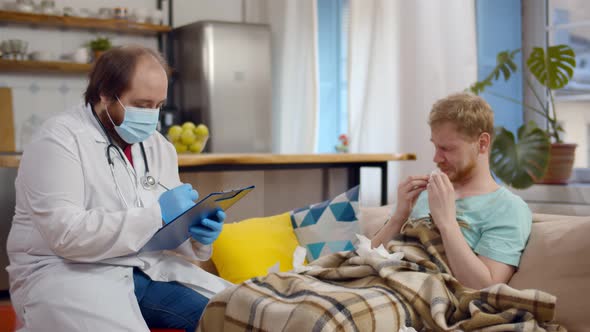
[547,0,590,167]
[316,0,349,153]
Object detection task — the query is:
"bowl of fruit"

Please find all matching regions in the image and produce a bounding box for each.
[166,121,209,154]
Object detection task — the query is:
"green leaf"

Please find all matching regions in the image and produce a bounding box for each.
[469,81,491,95]
[500,65,511,81]
[490,122,550,189]
[469,49,520,94]
[89,37,112,51]
[556,124,565,132]
[507,58,517,72]
[526,45,576,90]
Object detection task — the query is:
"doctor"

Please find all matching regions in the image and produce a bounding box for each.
[6,45,231,331]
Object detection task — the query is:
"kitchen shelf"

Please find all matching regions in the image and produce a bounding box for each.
[0,59,92,74]
[0,10,171,34]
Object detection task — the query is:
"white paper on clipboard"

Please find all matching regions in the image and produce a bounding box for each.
[140,185,255,252]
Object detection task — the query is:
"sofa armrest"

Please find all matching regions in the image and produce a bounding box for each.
[358,205,394,237]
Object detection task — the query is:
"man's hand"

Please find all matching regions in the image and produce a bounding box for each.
[392,175,429,222]
[189,210,226,245]
[371,175,428,248]
[159,184,199,224]
[427,172,456,231]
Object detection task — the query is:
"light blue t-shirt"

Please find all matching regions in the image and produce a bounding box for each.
[409,187,532,267]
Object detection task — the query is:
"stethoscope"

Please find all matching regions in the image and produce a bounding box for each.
[91,106,166,208]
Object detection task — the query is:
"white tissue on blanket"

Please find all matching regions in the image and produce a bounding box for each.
[292,246,318,273]
[355,234,404,261]
[398,326,417,332]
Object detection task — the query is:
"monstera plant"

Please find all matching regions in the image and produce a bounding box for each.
[469,44,577,189]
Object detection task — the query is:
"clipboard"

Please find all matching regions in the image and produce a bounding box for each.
[140,185,255,252]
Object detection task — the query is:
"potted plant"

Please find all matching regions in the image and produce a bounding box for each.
[335,134,349,153]
[469,45,577,189]
[88,37,112,61]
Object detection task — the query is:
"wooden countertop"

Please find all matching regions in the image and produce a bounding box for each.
[0,153,20,168]
[0,152,416,168]
[176,153,415,167]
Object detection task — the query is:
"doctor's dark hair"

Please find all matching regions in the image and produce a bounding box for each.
[84,45,170,106]
[428,92,494,141]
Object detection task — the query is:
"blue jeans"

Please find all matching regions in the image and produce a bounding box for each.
[133,268,209,332]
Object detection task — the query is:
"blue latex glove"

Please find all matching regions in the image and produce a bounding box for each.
[158,183,199,224]
[189,210,226,245]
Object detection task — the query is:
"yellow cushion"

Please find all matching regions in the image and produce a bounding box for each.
[211,212,300,284]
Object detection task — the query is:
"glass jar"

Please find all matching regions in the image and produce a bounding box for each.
[113,7,128,20]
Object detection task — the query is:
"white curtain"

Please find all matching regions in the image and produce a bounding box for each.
[348,0,478,206]
[245,0,319,153]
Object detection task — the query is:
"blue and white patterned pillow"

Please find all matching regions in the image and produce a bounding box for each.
[290,186,361,262]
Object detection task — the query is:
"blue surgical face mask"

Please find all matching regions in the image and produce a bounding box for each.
[105,97,160,144]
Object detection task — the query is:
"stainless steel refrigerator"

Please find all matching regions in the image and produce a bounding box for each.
[172,21,273,153]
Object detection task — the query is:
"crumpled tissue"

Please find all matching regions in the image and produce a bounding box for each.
[269,247,320,275]
[430,168,442,180]
[292,246,318,273]
[355,234,404,262]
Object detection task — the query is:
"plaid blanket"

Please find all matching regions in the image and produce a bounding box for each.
[197,218,565,332]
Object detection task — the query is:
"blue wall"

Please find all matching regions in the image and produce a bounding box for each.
[476,0,524,134]
[317,0,348,152]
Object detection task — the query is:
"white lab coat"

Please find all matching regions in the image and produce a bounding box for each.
[6,104,231,331]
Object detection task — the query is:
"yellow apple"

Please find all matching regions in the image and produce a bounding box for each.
[167,125,182,142]
[174,142,188,153]
[181,121,196,131]
[180,129,196,145]
[194,124,209,139]
[189,141,204,153]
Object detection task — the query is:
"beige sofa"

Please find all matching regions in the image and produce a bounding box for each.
[195,206,590,331]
